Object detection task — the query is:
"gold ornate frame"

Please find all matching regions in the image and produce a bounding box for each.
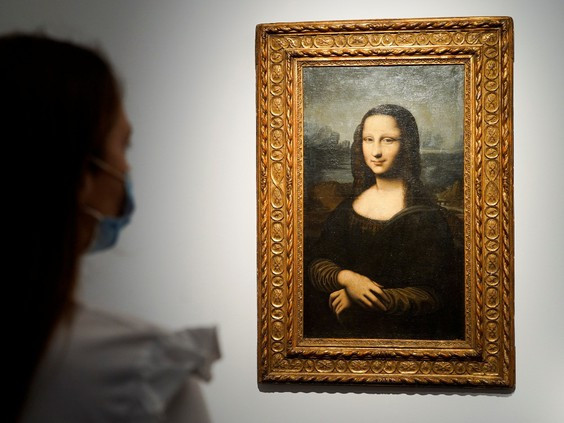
[256,17,514,387]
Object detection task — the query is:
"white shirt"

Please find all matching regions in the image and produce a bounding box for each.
[21,304,220,422]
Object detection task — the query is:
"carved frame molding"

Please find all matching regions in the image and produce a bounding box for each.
[256,17,514,387]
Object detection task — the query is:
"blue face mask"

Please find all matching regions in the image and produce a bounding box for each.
[84,158,135,253]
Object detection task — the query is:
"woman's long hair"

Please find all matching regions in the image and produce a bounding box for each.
[351,104,433,206]
[1,33,120,420]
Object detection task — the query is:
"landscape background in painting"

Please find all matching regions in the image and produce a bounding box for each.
[303,64,465,338]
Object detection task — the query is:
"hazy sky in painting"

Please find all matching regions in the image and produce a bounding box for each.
[303,65,464,152]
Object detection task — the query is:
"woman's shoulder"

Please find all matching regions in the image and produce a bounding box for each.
[324,196,355,221]
[383,204,451,234]
[22,303,220,422]
[72,302,163,337]
[393,203,444,220]
[386,204,461,248]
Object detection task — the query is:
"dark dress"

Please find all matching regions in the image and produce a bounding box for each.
[305,198,464,340]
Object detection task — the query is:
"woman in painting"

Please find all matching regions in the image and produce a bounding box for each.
[308,104,464,340]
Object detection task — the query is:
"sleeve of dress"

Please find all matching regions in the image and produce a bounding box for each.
[136,326,221,421]
[308,258,342,292]
[380,287,439,315]
[308,201,350,293]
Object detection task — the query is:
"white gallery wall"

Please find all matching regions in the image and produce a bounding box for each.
[2,0,563,422]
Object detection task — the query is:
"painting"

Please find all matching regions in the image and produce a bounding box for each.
[303,64,465,340]
[257,17,514,387]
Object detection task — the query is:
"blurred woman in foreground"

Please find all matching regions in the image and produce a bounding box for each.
[2,33,219,422]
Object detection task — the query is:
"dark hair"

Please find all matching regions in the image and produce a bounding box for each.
[1,33,120,420]
[351,104,433,206]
